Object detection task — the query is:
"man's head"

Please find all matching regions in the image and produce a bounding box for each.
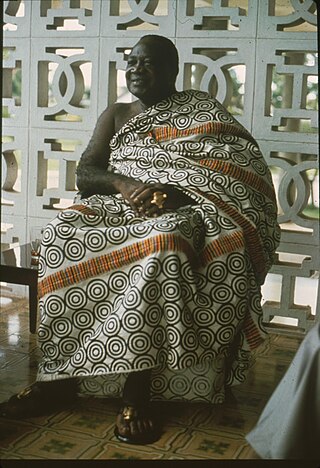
[125,35,179,107]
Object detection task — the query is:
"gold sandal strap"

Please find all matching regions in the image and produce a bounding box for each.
[122,405,137,421]
[17,386,33,400]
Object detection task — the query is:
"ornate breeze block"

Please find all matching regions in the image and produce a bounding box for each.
[2,0,319,333]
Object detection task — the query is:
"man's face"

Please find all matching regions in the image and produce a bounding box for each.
[125,41,173,105]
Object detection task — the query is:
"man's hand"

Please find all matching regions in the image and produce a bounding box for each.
[118,181,194,217]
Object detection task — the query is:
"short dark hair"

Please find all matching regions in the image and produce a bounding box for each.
[137,34,179,78]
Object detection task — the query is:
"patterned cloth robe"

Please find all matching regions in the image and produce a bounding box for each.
[37,90,280,403]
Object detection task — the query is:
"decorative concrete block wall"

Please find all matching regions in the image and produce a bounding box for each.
[2,0,319,332]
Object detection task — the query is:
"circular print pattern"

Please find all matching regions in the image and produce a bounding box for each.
[192,376,211,396]
[84,230,107,252]
[227,253,245,274]
[152,327,166,348]
[86,279,109,302]
[71,348,87,368]
[42,224,56,246]
[216,304,236,326]
[187,173,207,187]
[45,245,64,269]
[106,337,126,359]
[123,287,141,309]
[52,318,72,337]
[169,374,190,396]
[231,276,248,297]
[94,302,113,321]
[162,256,180,276]
[37,324,53,342]
[73,309,95,329]
[42,342,59,359]
[141,258,161,281]
[87,341,106,363]
[58,210,80,223]
[128,332,152,355]
[103,315,121,336]
[108,271,129,294]
[162,280,181,301]
[65,288,87,310]
[65,238,86,261]
[144,304,162,327]
[132,355,155,368]
[211,284,233,304]
[122,310,144,332]
[194,307,214,326]
[60,337,79,356]
[44,295,65,318]
[142,281,161,303]
[107,226,128,244]
[198,329,215,347]
[174,115,192,129]
[181,330,198,350]
[151,375,167,394]
[55,223,77,240]
[164,303,182,325]
[216,325,235,345]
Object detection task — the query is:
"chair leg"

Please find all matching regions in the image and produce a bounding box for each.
[29,278,38,334]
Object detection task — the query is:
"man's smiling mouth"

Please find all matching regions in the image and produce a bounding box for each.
[130,77,145,85]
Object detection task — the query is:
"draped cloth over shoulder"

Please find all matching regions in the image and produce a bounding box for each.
[37,90,280,403]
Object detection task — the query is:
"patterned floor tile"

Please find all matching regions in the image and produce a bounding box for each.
[0,349,32,370]
[0,296,303,460]
[0,368,37,401]
[0,420,39,453]
[82,441,165,460]
[153,400,211,427]
[135,424,188,452]
[174,428,246,459]
[51,407,115,438]
[7,428,101,459]
[198,404,260,435]
[0,332,38,353]
[229,389,269,414]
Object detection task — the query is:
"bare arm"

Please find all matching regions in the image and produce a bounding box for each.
[76,104,132,197]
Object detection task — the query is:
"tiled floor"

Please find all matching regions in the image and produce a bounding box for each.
[0,294,303,460]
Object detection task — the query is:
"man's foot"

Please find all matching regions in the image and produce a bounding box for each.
[114,370,161,444]
[114,403,160,445]
[0,380,77,419]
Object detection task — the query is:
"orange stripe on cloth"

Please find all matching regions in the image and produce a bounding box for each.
[199,231,245,265]
[62,205,100,216]
[242,313,265,350]
[196,191,268,284]
[199,159,276,203]
[39,229,247,298]
[149,121,256,145]
[38,233,197,298]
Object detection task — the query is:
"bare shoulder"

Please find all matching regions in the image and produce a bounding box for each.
[93,101,141,138]
[113,101,141,132]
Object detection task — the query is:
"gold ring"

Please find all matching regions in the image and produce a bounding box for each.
[150,191,167,209]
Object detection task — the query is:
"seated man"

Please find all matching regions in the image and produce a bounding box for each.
[0,35,280,445]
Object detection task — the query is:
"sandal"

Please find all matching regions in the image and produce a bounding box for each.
[0,381,77,419]
[114,403,161,445]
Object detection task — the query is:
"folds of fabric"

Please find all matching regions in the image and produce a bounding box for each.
[246,324,320,459]
[37,90,280,403]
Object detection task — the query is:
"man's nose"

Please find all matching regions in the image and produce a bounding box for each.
[132,59,144,72]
